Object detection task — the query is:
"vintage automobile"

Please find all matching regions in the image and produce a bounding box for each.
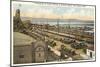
[63,38,75,44]
[71,42,87,49]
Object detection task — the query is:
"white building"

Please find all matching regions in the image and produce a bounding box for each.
[86,45,95,60]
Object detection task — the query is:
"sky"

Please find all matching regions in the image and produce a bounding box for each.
[12,1,95,21]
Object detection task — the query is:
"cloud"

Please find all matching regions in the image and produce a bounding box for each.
[13,2,95,20]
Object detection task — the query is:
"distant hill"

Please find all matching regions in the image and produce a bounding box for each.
[21,17,94,23]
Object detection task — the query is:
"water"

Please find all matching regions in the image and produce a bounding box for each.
[32,21,94,28]
[21,17,94,28]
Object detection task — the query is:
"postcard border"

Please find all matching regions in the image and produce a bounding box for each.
[10,0,96,67]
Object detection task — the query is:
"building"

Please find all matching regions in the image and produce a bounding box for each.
[13,9,25,32]
[86,45,95,59]
[33,40,48,63]
[13,9,49,64]
[13,32,48,64]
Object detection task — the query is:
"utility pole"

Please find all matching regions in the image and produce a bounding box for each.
[57,19,59,34]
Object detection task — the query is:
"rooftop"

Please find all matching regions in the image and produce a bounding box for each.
[87,45,94,51]
[14,32,36,46]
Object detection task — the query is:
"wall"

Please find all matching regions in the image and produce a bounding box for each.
[14,45,33,64]
[87,49,95,59]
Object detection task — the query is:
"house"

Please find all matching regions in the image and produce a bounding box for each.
[13,32,48,64]
[86,45,95,59]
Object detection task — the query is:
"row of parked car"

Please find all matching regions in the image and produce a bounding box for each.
[53,36,75,44]
[71,42,87,49]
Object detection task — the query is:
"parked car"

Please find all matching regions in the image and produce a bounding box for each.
[63,38,75,44]
[71,42,87,49]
